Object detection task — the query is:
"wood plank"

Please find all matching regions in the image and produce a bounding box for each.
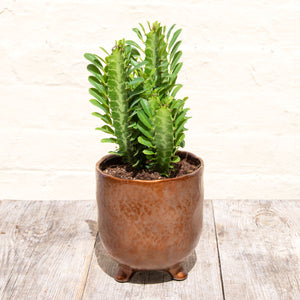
[82,200,223,300]
[0,200,97,299]
[213,200,300,300]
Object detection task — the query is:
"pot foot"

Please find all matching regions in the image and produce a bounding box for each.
[115,264,133,283]
[167,263,188,281]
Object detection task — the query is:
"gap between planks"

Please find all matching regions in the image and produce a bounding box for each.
[212,201,226,300]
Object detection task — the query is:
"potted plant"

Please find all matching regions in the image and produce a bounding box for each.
[84,21,204,282]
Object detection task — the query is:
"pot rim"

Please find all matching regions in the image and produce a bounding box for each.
[96,151,204,183]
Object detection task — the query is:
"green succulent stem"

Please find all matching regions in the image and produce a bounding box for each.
[144,23,168,90]
[107,45,132,161]
[154,107,173,174]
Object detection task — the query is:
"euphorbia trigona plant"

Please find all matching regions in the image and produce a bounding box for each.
[84,21,190,175]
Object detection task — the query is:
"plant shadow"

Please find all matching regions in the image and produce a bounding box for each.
[85,220,197,284]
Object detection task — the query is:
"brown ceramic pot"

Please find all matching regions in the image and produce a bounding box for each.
[96,151,204,282]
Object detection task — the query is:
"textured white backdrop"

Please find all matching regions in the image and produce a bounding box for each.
[0,0,299,200]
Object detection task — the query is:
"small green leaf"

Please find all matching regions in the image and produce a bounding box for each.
[139,22,146,35]
[171,156,180,163]
[128,111,137,120]
[129,98,141,110]
[171,51,182,71]
[95,54,106,64]
[168,29,182,51]
[137,122,153,139]
[95,73,106,85]
[132,28,143,41]
[143,149,155,155]
[127,77,144,88]
[138,136,154,148]
[91,112,112,125]
[99,47,109,55]
[87,65,106,84]
[125,45,131,56]
[89,88,108,106]
[173,62,183,76]
[159,61,169,68]
[127,61,146,75]
[128,122,137,129]
[95,125,114,135]
[171,85,183,97]
[137,110,152,129]
[164,96,174,106]
[175,133,185,147]
[84,53,103,70]
[175,118,189,137]
[125,40,143,51]
[89,99,109,114]
[175,108,189,128]
[140,98,153,118]
[170,99,184,111]
[128,88,146,99]
[166,24,176,41]
[158,43,167,58]
[87,64,102,75]
[130,48,140,57]
[169,62,183,83]
[101,138,117,143]
[108,151,122,156]
[149,67,157,78]
[132,160,140,167]
[133,149,139,157]
[88,76,107,96]
[170,41,182,60]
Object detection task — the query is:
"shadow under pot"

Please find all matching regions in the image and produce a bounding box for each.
[96,151,204,282]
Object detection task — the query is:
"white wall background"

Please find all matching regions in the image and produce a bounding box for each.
[0,0,299,200]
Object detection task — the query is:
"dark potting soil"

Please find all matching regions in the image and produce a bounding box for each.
[101,153,201,180]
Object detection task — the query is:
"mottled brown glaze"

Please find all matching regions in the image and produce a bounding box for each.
[96,151,204,282]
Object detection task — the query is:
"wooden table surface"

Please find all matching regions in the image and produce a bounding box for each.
[0,200,299,300]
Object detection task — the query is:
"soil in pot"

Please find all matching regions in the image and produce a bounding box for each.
[101,152,200,180]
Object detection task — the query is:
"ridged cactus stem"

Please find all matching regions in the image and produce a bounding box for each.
[107,47,131,161]
[154,107,174,174]
[145,32,159,76]
[145,27,168,88]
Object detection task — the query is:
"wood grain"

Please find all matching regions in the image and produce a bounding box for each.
[82,200,223,300]
[0,200,97,300]
[213,200,300,300]
[2,200,298,299]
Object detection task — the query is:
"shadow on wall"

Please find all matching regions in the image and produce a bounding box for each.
[85,219,197,284]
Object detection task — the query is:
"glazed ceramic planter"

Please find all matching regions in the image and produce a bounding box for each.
[96,151,204,282]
